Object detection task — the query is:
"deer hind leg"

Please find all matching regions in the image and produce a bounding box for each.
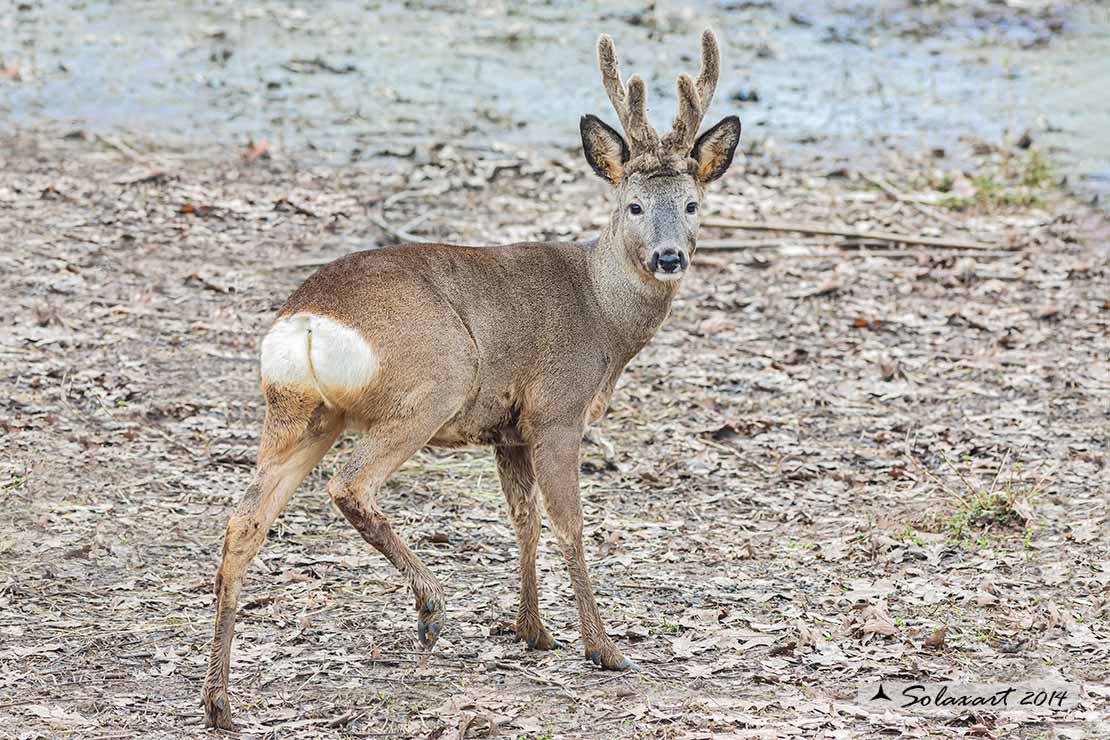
[495,444,562,651]
[328,409,457,652]
[202,389,342,730]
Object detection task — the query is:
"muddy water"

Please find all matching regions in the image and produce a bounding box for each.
[2,1,1107,202]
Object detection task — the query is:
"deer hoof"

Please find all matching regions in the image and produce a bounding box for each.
[418,618,441,649]
[417,601,442,649]
[526,635,564,651]
[202,691,234,730]
[518,621,562,651]
[588,649,637,671]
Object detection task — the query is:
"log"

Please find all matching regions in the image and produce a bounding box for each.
[701,217,1004,251]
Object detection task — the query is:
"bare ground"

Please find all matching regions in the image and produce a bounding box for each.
[1,131,1108,739]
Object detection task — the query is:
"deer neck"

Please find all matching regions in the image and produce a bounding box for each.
[585,226,680,360]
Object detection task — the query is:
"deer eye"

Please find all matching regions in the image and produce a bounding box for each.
[628,203,643,216]
[686,202,698,214]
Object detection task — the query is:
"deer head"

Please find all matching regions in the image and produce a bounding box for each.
[580,30,741,284]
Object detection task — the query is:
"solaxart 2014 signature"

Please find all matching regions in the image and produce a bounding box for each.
[858,681,1078,713]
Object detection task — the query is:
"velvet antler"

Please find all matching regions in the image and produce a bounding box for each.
[597,29,723,173]
[597,34,660,156]
[661,30,720,156]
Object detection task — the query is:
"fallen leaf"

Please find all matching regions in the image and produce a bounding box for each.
[857,602,898,638]
[976,581,1000,607]
[923,626,947,648]
[23,705,94,728]
[796,623,823,652]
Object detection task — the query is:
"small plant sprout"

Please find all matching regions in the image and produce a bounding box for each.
[906,446,1054,541]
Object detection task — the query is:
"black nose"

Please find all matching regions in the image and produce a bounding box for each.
[654,250,684,273]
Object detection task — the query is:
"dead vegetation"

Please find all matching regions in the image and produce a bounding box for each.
[918,147,1058,213]
[1,129,1108,738]
[908,448,1052,540]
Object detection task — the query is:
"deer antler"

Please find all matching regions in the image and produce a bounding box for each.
[597,34,660,156]
[662,30,720,156]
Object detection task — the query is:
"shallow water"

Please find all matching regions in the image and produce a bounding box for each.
[2,1,1107,202]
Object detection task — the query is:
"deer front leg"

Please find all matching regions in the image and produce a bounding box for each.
[531,424,635,671]
[495,444,562,651]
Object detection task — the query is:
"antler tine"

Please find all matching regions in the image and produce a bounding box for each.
[664,29,721,155]
[597,35,630,123]
[663,74,700,153]
[695,29,720,114]
[625,74,659,151]
[598,34,659,154]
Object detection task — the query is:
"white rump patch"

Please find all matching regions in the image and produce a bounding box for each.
[260,313,379,403]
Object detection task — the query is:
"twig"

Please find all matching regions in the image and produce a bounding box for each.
[326,709,363,728]
[114,170,168,186]
[381,186,448,210]
[861,172,966,229]
[619,582,682,593]
[987,449,1013,500]
[1025,465,1056,500]
[148,427,203,459]
[835,243,1016,259]
[273,258,338,269]
[862,172,936,205]
[274,197,318,218]
[492,661,581,702]
[702,217,1001,251]
[697,239,800,250]
[368,212,429,244]
[698,240,1017,259]
[282,56,357,75]
[94,134,145,162]
[904,446,973,511]
[940,450,982,500]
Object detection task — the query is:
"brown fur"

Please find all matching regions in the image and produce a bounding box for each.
[202,29,740,730]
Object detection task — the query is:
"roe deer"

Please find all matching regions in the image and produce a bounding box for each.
[203,29,740,729]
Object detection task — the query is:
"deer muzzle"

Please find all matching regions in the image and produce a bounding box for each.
[650,247,688,281]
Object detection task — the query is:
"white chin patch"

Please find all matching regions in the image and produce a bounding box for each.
[653,271,685,282]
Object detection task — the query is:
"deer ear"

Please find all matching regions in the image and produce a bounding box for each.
[580,115,629,184]
[691,115,741,184]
